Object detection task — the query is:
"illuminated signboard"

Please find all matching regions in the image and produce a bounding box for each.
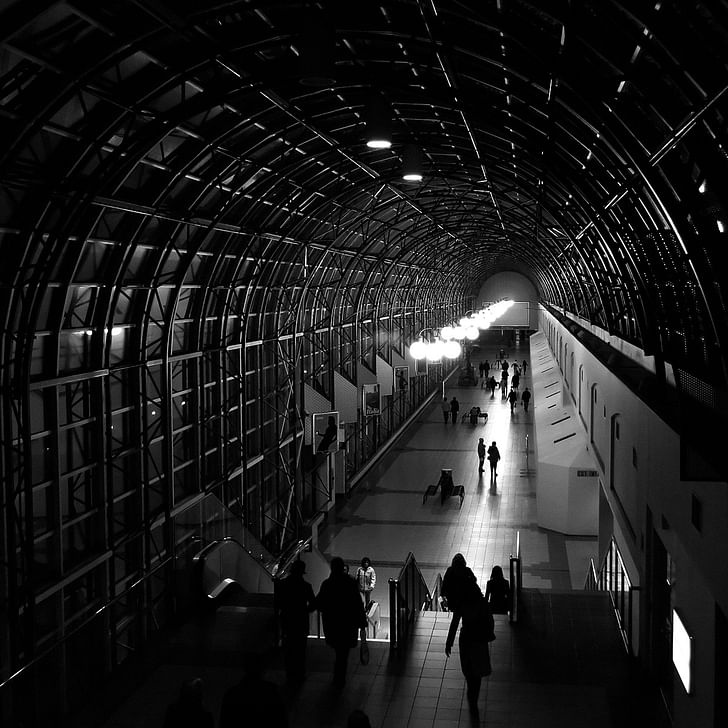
[672,609,693,694]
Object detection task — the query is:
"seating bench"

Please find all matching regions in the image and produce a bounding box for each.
[451,485,465,507]
[423,484,439,504]
[423,482,464,507]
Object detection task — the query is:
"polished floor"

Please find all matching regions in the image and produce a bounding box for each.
[96,337,655,728]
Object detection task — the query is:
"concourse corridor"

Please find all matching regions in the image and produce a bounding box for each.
[96,338,655,728]
[319,339,584,617]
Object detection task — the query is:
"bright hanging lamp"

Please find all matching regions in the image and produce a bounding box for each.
[402,143,423,182]
[364,93,392,149]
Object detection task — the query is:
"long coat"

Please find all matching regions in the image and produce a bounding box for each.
[276,574,316,637]
[316,572,367,648]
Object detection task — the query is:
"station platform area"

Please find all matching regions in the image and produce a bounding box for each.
[95,342,658,728]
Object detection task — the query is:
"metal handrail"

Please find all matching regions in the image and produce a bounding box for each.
[584,558,599,591]
[389,552,431,648]
[0,551,177,693]
[429,572,444,611]
[509,530,521,623]
[583,538,638,654]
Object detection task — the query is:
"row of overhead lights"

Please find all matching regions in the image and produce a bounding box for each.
[409,300,514,361]
[365,95,424,182]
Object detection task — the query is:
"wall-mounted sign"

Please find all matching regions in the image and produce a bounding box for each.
[362,383,381,417]
[577,470,598,477]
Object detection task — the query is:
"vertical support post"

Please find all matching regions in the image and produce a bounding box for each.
[389,578,398,648]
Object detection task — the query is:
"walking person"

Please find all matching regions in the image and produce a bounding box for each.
[485,565,511,615]
[477,437,486,473]
[487,441,500,481]
[450,396,460,424]
[508,387,518,413]
[500,374,508,399]
[521,387,531,412]
[522,359,528,375]
[488,375,497,397]
[445,580,495,717]
[355,557,376,609]
[441,396,450,423]
[275,559,316,684]
[511,371,520,390]
[315,556,368,688]
[441,553,478,612]
[484,360,490,380]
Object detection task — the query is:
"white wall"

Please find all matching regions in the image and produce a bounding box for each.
[538,305,728,728]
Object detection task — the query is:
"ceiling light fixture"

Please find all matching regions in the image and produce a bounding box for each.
[402,143,423,182]
[364,93,392,149]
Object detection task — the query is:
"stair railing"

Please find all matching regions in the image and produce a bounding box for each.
[509,530,522,622]
[389,552,431,649]
[584,537,638,655]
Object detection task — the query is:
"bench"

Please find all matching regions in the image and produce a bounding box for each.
[461,411,489,424]
[423,482,465,508]
[423,484,439,504]
[451,485,465,508]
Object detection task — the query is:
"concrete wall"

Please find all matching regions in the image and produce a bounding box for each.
[538,305,728,728]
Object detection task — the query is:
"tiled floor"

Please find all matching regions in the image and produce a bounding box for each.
[95,339,658,728]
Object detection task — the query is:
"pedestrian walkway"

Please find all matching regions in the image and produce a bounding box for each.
[95,340,659,728]
[319,344,596,626]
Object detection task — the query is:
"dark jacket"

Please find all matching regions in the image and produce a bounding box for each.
[485,576,511,614]
[487,444,500,463]
[441,563,477,612]
[276,574,316,637]
[316,572,367,648]
[445,595,495,651]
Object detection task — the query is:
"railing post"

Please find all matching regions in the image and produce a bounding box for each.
[389,578,398,648]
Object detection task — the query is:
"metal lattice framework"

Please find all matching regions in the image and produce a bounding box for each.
[1,1,727,723]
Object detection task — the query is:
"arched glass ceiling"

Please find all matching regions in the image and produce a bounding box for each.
[1,0,727,383]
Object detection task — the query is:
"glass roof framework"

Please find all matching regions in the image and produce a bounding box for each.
[0,0,725,422]
[1,3,728,715]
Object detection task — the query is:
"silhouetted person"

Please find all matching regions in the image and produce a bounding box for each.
[355,556,377,608]
[450,396,460,423]
[317,415,337,452]
[445,581,495,716]
[441,553,477,612]
[316,556,367,688]
[220,653,287,728]
[487,441,500,480]
[508,387,518,413]
[485,565,511,615]
[276,559,316,683]
[441,396,450,423]
[163,677,213,728]
[521,387,531,412]
[477,438,486,473]
[512,372,520,390]
[488,376,497,397]
[522,359,528,375]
